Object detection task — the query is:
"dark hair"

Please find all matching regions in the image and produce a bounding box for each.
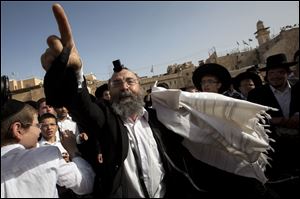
[95,83,109,99]
[157,82,169,89]
[1,75,11,107]
[37,97,46,109]
[38,112,57,124]
[25,100,38,110]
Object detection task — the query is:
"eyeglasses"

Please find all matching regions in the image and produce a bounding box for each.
[20,122,42,129]
[30,123,43,129]
[200,80,219,85]
[110,78,139,88]
[19,121,42,129]
[40,123,57,129]
[7,121,42,134]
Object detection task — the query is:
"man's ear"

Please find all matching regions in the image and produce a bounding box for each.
[10,122,23,141]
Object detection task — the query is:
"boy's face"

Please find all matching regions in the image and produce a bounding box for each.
[40,118,58,141]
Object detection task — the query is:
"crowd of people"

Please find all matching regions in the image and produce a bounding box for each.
[1,3,299,198]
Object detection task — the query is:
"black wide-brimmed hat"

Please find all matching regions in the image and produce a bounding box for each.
[233,71,262,92]
[260,53,297,71]
[192,63,231,93]
[95,83,109,98]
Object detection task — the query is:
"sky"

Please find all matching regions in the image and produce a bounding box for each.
[1,1,299,81]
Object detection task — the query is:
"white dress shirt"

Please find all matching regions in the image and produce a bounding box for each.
[38,136,67,154]
[58,115,82,144]
[1,144,95,198]
[123,109,166,198]
[269,83,292,118]
[57,115,79,136]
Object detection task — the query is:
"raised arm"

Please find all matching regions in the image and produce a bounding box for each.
[41,3,106,129]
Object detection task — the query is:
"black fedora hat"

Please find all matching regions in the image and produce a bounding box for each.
[192,63,231,93]
[233,71,262,92]
[260,53,297,71]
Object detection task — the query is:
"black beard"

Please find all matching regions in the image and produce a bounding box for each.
[111,91,145,119]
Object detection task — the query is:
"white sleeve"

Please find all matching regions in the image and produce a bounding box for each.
[57,156,95,195]
[77,67,84,88]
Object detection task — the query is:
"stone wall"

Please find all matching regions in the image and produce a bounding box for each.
[12,86,45,102]
[11,27,299,102]
[206,27,298,72]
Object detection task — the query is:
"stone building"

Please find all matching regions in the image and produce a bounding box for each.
[9,77,43,91]
[10,21,299,101]
[205,21,299,71]
[255,20,271,46]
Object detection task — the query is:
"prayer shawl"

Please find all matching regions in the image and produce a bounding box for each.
[151,85,277,184]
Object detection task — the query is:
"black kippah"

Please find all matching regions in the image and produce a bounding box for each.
[112,59,125,72]
[1,99,25,122]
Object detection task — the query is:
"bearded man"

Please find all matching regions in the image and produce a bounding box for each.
[41,4,276,198]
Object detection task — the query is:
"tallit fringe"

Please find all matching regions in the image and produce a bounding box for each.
[151,87,277,183]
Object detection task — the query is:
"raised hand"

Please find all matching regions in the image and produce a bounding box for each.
[41,3,82,72]
[60,130,80,160]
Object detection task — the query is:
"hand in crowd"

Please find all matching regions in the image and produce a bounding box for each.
[285,114,299,129]
[97,153,104,164]
[41,3,82,72]
[60,130,80,159]
[79,132,89,142]
[62,152,70,163]
[272,116,299,129]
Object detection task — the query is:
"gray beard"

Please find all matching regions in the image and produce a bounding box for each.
[111,91,145,120]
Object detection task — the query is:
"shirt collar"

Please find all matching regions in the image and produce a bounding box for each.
[123,108,149,124]
[1,144,24,156]
[142,108,149,121]
[66,114,72,120]
[269,81,291,93]
[39,135,59,144]
[59,114,72,121]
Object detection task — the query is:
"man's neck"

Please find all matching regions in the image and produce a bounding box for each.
[272,82,288,92]
[129,114,138,122]
[45,136,56,143]
[58,116,68,121]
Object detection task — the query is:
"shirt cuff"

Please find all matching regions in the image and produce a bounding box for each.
[77,66,84,89]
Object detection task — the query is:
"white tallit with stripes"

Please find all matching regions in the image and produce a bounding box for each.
[151,85,277,184]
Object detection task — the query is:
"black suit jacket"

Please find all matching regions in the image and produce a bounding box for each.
[247,83,299,118]
[49,78,194,197]
[43,55,271,198]
[57,82,270,198]
[248,82,300,186]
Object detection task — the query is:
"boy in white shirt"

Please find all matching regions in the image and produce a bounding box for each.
[1,99,95,198]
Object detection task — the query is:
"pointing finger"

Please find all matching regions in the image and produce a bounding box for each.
[52,4,74,48]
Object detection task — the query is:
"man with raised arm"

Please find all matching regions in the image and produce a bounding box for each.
[41,4,277,198]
